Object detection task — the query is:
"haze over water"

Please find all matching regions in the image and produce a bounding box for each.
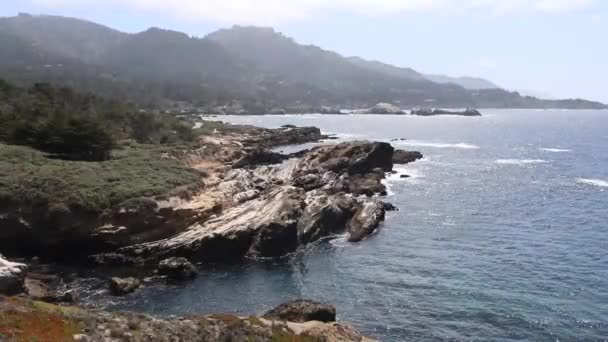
[108,110,608,341]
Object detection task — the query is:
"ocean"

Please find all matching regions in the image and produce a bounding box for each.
[107,110,607,341]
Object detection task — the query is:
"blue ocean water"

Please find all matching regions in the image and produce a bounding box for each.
[110,110,608,341]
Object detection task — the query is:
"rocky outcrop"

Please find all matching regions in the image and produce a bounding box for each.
[158,257,197,281]
[411,108,482,116]
[353,103,403,114]
[0,296,375,342]
[114,141,402,263]
[393,150,424,164]
[0,255,27,295]
[109,277,141,296]
[2,124,421,266]
[263,300,336,323]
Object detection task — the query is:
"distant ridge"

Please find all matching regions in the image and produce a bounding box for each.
[0,13,605,111]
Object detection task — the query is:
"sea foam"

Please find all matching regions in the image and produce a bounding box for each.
[540,148,572,153]
[495,159,549,165]
[395,140,480,150]
[577,178,608,188]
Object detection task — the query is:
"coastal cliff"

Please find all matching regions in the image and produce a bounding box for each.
[0,122,422,341]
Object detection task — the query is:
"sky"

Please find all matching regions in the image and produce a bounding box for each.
[1,0,607,102]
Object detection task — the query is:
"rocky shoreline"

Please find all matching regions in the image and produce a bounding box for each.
[1,122,423,341]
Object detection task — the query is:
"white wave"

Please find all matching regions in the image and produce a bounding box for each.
[495,159,549,165]
[577,178,608,188]
[396,140,480,150]
[540,148,572,153]
[329,234,349,247]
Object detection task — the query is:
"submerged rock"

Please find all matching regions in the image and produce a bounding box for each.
[263,299,337,323]
[109,277,141,296]
[158,257,197,281]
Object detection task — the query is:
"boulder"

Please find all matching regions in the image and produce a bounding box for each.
[109,277,141,296]
[263,300,336,323]
[158,257,197,281]
[393,150,423,164]
[0,255,27,295]
[347,143,395,175]
[348,201,386,242]
[24,277,76,303]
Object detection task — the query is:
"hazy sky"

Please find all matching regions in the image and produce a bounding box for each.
[1,0,607,102]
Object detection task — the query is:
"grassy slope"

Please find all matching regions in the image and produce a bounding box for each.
[0,143,206,212]
[0,297,318,342]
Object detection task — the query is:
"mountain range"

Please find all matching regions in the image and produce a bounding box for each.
[0,13,604,111]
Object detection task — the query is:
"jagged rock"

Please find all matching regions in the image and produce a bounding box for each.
[393,150,424,164]
[348,201,386,242]
[249,220,299,258]
[109,277,141,296]
[89,253,145,266]
[158,257,197,281]
[0,255,27,295]
[297,194,358,244]
[295,142,394,177]
[348,173,387,197]
[263,300,336,323]
[383,203,399,212]
[233,149,286,169]
[411,108,482,116]
[400,174,411,179]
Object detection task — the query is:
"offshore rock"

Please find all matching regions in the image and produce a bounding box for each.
[411,108,482,116]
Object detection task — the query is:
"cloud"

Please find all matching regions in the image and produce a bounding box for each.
[32,0,597,25]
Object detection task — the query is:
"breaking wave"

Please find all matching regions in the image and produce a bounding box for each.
[395,140,480,150]
[577,178,608,188]
[540,148,572,153]
[495,159,549,165]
